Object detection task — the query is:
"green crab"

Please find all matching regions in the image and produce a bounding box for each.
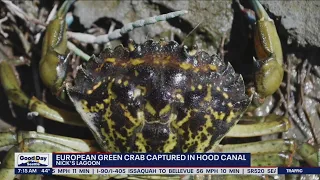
[0,0,318,180]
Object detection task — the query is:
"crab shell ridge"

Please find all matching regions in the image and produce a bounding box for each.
[66,40,250,153]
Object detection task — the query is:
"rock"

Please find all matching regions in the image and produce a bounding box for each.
[73,0,234,52]
[73,1,179,44]
[151,0,233,50]
[260,0,320,47]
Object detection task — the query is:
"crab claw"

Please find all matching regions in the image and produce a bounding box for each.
[39,0,75,101]
[249,0,284,104]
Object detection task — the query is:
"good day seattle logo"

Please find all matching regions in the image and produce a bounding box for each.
[17,154,50,167]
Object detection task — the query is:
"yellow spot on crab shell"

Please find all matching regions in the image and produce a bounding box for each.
[193,68,200,72]
[219,112,226,120]
[162,56,171,65]
[208,64,217,71]
[120,103,139,125]
[121,63,126,67]
[207,107,225,121]
[198,84,203,90]
[176,93,184,103]
[212,111,225,120]
[163,133,177,152]
[80,100,90,113]
[93,81,102,90]
[128,43,135,52]
[159,104,171,116]
[135,133,147,152]
[174,109,193,127]
[103,98,110,104]
[105,58,116,63]
[223,92,229,99]
[87,90,93,94]
[81,100,88,105]
[137,111,146,122]
[131,58,144,65]
[174,89,182,93]
[154,58,160,65]
[226,111,236,123]
[179,63,192,70]
[204,84,212,102]
[188,49,197,56]
[169,113,177,122]
[87,81,102,94]
[145,101,156,116]
[96,103,104,110]
[123,80,129,86]
[227,102,233,107]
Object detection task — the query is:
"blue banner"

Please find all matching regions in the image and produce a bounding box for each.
[278,167,320,174]
[52,153,251,167]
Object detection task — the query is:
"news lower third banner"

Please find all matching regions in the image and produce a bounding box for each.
[14,153,320,175]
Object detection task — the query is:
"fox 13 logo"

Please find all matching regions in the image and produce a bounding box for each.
[15,153,52,168]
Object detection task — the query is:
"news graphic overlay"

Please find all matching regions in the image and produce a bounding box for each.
[14,153,320,176]
[14,153,52,175]
[53,153,251,167]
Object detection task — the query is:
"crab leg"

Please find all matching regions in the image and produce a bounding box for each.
[39,0,73,100]
[0,130,98,152]
[243,0,284,104]
[296,142,319,167]
[222,115,317,166]
[213,140,301,167]
[217,139,317,166]
[252,152,299,167]
[225,115,289,137]
[217,139,296,154]
[0,61,86,126]
[216,114,317,167]
[224,131,317,167]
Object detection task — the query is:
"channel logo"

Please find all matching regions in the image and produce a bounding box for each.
[15,153,52,168]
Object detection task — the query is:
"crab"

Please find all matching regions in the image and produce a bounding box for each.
[0,0,318,180]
